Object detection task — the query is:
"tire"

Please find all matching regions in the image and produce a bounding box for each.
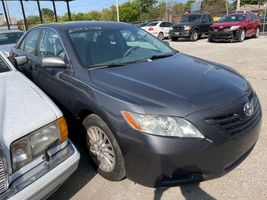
[157,32,164,40]
[190,30,199,41]
[83,114,126,181]
[208,36,214,43]
[254,27,260,38]
[171,37,178,41]
[238,29,245,42]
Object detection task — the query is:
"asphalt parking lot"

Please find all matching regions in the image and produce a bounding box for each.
[49,36,267,200]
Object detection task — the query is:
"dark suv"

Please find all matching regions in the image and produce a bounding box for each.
[170,13,213,41]
[10,22,262,188]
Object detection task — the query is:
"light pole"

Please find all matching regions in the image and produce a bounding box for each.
[116,0,120,22]
[263,3,267,33]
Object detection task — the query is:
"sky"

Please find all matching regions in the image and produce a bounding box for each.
[0,0,187,20]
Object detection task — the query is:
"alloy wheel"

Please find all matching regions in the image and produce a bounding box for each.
[87,126,115,172]
[256,28,260,38]
[240,30,245,41]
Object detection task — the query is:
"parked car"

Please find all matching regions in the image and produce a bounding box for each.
[0,30,24,57]
[209,12,261,42]
[141,21,173,40]
[10,22,262,188]
[0,50,80,199]
[169,13,213,41]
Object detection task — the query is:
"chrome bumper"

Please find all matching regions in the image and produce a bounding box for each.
[1,141,80,200]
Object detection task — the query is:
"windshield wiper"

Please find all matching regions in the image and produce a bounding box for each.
[148,53,175,60]
[89,63,126,69]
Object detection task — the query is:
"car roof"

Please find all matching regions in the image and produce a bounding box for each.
[36,21,135,32]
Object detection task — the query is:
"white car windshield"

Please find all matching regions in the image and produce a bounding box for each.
[0,55,10,73]
[68,26,175,68]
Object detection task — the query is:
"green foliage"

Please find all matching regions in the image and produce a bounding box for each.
[119,1,141,22]
[232,0,265,6]
[16,0,233,29]
[183,0,196,12]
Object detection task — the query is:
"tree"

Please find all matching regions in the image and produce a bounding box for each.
[232,0,265,6]
[120,1,141,22]
[184,0,196,12]
[202,0,227,16]
[138,0,157,13]
[42,8,54,18]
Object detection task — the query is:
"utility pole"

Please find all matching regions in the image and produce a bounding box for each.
[225,0,228,15]
[116,0,120,22]
[236,0,240,12]
[5,1,12,26]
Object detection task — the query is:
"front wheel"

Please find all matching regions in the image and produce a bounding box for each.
[208,36,214,43]
[190,30,199,41]
[254,27,260,38]
[238,29,246,42]
[157,32,164,40]
[83,114,126,181]
[171,37,178,41]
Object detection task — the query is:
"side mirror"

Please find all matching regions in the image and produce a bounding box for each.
[202,19,207,23]
[163,41,170,46]
[248,18,253,22]
[41,57,66,68]
[14,56,28,66]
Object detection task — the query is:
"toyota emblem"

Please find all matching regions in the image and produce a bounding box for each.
[244,101,254,117]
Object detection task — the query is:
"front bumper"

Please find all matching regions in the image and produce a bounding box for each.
[118,96,262,188]
[3,141,80,200]
[209,29,242,41]
[169,30,190,38]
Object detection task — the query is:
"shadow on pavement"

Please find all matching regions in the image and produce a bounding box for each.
[48,110,96,200]
[154,183,216,200]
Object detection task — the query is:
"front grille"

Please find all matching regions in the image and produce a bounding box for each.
[174,26,183,31]
[0,154,8,194]
[205,97,261,138]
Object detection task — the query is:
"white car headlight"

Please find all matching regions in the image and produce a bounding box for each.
[230,26,240,31]
[122,111,204,138]
[11,117,68,171]
[184,25,192,31]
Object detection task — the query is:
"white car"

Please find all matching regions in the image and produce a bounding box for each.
[0,51,80,200]
[0,30,24,57]
[141,21,173,40]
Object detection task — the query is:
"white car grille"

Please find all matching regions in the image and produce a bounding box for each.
[0,157,8,194]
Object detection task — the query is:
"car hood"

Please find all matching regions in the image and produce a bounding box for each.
[211,22,243,28]
[173,22,196,27]
[0,71,61,150]
[90,53,249,116]
[0,43,15,57]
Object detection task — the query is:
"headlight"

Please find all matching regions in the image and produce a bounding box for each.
[184,25,192,31]
[121,111,204,138]
[230,26,240,31]
[11,117,68,171]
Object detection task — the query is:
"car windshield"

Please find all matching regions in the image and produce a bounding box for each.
[219,14,245,23]
[182,15,201,22]
[0,55,10,73]
[0,32,23,45]
[68,25,175,68]
[145,22,158,26]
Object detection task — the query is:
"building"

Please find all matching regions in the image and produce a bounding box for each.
[240,4,265,15]
[0,13,17,25]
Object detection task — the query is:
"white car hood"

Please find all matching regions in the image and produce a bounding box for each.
[0,71,61,149]
[0,43,15,57]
